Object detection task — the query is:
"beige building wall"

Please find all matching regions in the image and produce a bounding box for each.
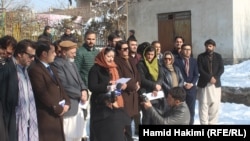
[128,0,250,64]
[233,0,250,63]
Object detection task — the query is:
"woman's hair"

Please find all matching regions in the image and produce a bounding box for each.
[104,47,115,55]
[115,40,127,55]
[163,51,175,64]
[143,46,156,56]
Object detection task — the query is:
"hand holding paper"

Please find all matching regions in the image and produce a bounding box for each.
[142,90,165,101]
[116,78,131,84]
[59,99,65,107]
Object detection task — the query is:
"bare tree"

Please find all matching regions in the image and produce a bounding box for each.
[84,0,128,45]
[0,0,31,10]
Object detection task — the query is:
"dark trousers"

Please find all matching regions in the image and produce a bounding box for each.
[125,124,133,141]
[0,103,7,141]
[132,113,140,135]
[185,89,197,125]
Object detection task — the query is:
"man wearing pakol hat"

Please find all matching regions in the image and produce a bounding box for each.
[52,40,89,141]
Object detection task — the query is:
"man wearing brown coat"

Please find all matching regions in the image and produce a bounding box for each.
[28,40,70,141]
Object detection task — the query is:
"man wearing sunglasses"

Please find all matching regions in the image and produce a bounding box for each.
[0,39,38,141]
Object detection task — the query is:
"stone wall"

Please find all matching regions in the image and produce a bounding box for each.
[221,87,250,106]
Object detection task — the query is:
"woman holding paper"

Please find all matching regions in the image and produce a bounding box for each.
[137,46,164,125]
[88,47,130,141]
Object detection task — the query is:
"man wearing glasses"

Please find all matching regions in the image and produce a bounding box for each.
[0,39,38,141]
[174,44,199,125]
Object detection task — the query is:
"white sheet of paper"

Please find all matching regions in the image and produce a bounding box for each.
[59,99,65,107]
[143,90,165,101]
[116,78,131,84]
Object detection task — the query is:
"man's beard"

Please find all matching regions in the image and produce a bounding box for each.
[206,49,213,54]
[88,43,95,47]
[65,55,74,62]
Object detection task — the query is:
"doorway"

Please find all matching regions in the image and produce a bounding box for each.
[158,11,191,53]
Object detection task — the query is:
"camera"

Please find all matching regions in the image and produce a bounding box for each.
[107,83,122,103]
[139,94,149,102]
[138,88,149,102]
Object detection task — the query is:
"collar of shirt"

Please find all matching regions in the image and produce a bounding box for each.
[39,60,50,68]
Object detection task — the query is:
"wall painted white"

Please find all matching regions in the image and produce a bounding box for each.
[233,0,250,62]
[128,0,250,63]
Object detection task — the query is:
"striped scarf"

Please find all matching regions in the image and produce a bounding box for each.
[16,66,39,141]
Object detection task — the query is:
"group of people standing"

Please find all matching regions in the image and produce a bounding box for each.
[0,26,224,141]
[0,29,87,141]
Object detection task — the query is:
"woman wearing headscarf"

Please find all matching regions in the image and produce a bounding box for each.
[161,51,184,96]
[88,47,130,141]
[137,46,164,125]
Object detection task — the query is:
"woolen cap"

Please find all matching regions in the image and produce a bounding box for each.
[59,40,77,48]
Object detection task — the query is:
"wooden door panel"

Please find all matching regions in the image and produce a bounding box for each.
[158,11,191,54]
[158,20,174,53]
[174,19,191,45]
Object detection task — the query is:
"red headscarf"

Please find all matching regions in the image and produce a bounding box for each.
[95,47,119,81]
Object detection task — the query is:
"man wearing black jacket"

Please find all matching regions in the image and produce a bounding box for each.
[60,27,77,43]
[197,39,224,125]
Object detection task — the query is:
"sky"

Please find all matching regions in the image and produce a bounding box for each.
[28,0,76,13]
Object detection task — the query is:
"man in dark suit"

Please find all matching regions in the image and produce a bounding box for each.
[0,35,18,141]
[52,40,89,141]
[174,44,199,125]
[127,29,136,41]
[0,55,18,141]
[197,39,224,125]
[28,40,70,141]
[0,64,7,141]
[0,39,39,141]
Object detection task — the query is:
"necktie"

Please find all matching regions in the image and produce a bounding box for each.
[185,58,189,77]
[47,66,55,80]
